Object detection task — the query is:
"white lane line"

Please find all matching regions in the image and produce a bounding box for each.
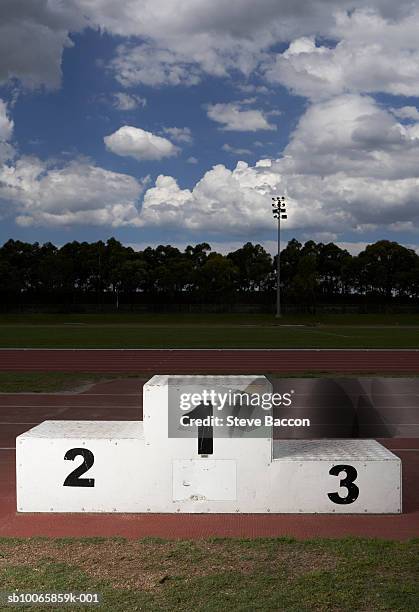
[1,348,419,352]
[0,405,139,408]
[1,420,135,424]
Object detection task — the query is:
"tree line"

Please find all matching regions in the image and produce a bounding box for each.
[1,237,418,312]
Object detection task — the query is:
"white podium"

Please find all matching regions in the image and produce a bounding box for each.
[271,439,401,513]
[16,375,402,513]
[16,421,145,513]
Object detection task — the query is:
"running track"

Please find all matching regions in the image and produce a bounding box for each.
[1,348,419,373]
[0,376,418,540]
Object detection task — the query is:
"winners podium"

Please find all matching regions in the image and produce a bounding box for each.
[16,376,402,513]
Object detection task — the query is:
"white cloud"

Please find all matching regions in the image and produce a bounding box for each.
[99,2,278,87]
[207,102,276,131]
[264,9,419,99]
[0,100,14,141]
[3,82,419,239]
[222,144,252,156]
[137,160,281,232]
[0,0,84,89]
[104,126,179,161]
[0,1,417,93]
[391,106,419,121]
[2,1,419,245]
[0,156,145,226]
[109,44,202,87]
[2,87,419,240]
[162,127,193,144]
[186,156,198,164]
[237,84,270,95]
[283,94,419,180]
[77,0,415,40]
[276,95,419,230]
[98,1,417,89]
[135,94,419,236]
[112,92,146,110]
[0,99,15,163]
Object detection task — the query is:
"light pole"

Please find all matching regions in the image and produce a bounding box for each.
[271,196,287,318]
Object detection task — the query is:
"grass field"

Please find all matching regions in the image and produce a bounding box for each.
[0,537,417,611]
[0,372,122,393]
[0,371,418,393]
[0,314,419,348]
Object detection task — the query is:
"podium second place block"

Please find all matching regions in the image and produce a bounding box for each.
[16,421,144,513]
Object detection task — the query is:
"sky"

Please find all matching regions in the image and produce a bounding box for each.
[0,0,419,255]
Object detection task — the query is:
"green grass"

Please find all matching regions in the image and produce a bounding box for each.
[0,324,417,348]
[0,372,140,393]
[0,314,419,348]
[1,370,418,393]
[1,313,419,326]
[0,537,417,611]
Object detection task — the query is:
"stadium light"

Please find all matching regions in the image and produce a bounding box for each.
[271,196,287,318]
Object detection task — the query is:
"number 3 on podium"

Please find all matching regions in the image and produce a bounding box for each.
[328,464,359,504]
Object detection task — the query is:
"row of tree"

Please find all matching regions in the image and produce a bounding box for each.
[1,238,419,309]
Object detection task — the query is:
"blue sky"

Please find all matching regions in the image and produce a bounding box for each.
[0,1,419,255]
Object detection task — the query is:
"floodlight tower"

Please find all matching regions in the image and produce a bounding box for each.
[271,196,287,318]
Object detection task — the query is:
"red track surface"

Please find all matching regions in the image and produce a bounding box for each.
[1,348,419,373]
[0,377,418,540]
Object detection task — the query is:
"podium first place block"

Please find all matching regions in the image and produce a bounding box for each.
[16,375,402,514]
